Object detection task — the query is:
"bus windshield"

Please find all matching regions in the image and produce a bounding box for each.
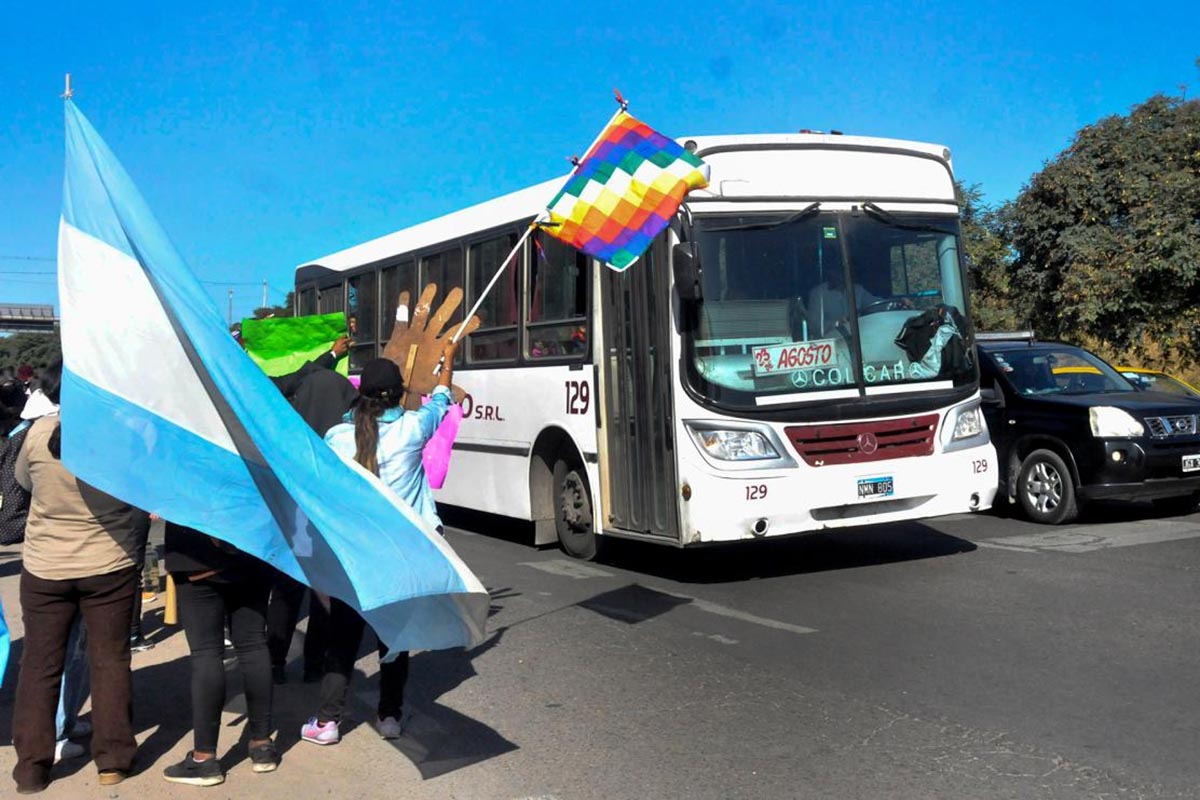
[684,211,974,409]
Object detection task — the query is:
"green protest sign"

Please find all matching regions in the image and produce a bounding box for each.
[240,313,349,377]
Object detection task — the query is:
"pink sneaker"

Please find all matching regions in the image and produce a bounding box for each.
[301,717,340,746]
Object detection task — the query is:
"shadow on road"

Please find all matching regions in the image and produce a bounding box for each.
[442,505,977,585]
[385,627,516,779]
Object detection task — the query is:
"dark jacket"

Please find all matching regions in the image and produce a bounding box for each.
[164,522,267,580]
[290,368,357,437]
[269,351,338,399]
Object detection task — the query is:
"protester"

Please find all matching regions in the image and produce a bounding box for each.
[302,343,457,745]
[11,359,145,793]
[267,361,357,684]
[52,616,90,762]
[157,335,352,786]
[16,365,35,394]
[0,377,26,435]
[162,523,278,786]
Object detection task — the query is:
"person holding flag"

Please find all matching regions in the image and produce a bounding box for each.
[53,87,489,763]
[303,341,459,744]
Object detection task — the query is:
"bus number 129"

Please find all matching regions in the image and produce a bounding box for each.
[566,381,591,415]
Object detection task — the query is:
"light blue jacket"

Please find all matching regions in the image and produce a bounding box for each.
[324,386,451,530]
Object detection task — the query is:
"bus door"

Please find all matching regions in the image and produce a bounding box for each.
[599,239,680,541]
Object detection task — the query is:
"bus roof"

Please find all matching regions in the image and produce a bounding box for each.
[297,132,953,277]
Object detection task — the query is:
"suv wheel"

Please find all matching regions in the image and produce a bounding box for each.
[1017,448,1078,525]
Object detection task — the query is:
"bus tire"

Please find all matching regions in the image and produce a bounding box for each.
[1017,448,1078,525]
[553,455,598,559]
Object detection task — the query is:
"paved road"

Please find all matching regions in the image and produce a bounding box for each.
[2,501,1198,798]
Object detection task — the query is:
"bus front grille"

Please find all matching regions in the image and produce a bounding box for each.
[785,414,939,467]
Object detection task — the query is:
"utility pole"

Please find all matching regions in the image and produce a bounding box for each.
[227,288,233,327]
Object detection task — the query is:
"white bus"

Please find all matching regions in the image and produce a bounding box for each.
[296,131,998,558]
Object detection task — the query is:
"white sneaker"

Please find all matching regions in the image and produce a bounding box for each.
[55,739,86,762]
[67,720,92,738]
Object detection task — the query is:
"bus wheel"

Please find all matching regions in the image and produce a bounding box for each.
[1017,448,1078,525]
[554,457,597,559]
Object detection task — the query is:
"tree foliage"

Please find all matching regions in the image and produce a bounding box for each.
[0,331,62,370]
[1005,94,1200,361]
[251,291,294,320]
[957,182,1018,331]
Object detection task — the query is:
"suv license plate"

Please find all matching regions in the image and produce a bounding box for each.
[857,476,895,499]
[1183,454,1200,473]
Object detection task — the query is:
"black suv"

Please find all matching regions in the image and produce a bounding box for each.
[977,334,1200,523]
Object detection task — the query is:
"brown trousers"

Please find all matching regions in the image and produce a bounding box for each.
[12,566,138,789]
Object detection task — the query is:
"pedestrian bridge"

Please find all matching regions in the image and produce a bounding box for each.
[0,304,58,333]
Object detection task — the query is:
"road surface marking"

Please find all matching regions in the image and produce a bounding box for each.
[983,520,1200,553]
[655,587,818,635]
[693,631,740,645]
[975,540,1039,553]
[520,560,615,579]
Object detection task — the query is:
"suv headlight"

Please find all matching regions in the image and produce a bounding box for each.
[1089,406,1144,437]
[693,430,779,461]
[951,405,984,441]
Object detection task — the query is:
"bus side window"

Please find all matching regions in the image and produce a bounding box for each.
[421,247,465,363]
[466,234,521,364]
[528,233,589,360]
[381,260,416,341]
[347,272,377,369]
[298,287,317,316]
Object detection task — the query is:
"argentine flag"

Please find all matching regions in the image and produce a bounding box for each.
[58,101,487,653]
[1,599,9,688]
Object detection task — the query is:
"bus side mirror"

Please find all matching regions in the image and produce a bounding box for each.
[673,242,702,302]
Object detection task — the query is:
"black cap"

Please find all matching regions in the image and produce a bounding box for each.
[358,358,404,400]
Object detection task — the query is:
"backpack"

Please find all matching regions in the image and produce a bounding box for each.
[0,421,32,545]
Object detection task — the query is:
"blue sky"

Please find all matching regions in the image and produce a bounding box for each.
[2,1,1196,320]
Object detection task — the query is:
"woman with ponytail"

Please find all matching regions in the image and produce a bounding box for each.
[301,339,458,746]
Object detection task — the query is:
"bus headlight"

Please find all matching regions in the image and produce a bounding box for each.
[694,430,779,461]
[951,406,984,441]
[1089,406,1143,438]
[942,401,988,452]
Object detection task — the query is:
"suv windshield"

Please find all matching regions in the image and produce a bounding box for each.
[989,346,1136,396]
[684,211,974,409]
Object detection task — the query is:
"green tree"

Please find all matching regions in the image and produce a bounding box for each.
[1006,94,1200,361]
[957,181,1018,331]
[0,331,62,371]
[251,291,294,320]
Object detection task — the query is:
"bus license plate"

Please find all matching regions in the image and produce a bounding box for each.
[857,476,894,499]
[1183,454,1200,473]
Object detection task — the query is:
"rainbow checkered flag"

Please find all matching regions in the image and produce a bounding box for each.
[542,109,709,271]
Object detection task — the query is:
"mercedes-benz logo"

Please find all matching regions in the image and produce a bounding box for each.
[857,432,878,454]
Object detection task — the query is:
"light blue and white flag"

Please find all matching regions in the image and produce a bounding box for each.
[0,598,9,688]
[58,101,487,653]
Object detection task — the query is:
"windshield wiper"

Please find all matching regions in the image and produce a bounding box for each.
[862,202,957,236]
[704,202,821,233]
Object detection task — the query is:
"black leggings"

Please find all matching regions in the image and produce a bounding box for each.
[317,597,408,724]
[174,575,273,752]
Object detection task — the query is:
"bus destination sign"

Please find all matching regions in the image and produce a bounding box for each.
[752,339,837,376]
